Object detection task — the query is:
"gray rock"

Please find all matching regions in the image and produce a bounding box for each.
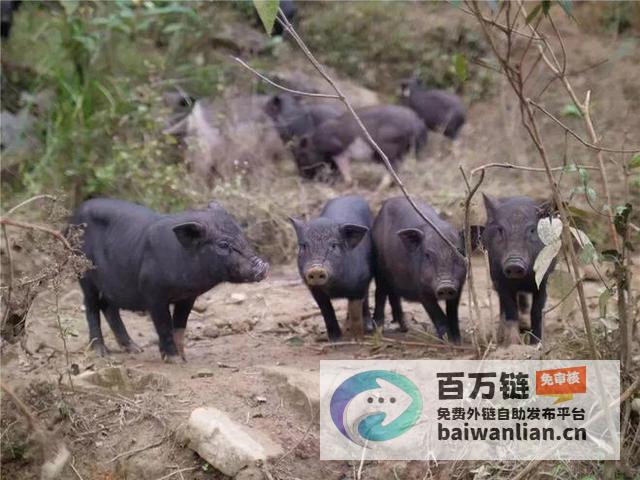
[187,407,282,477]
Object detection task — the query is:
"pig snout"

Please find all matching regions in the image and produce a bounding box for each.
[435,280,458,300]
[251,257,270,282]
[503,257,527,279]
[303,265,330,286]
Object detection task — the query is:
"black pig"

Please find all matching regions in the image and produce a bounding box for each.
[400,78,465,140]
[372,197,471,343]
[264,94,341,144]
[70,198,268,362]
[289,195,374,340]
[482,195,551,345]
[292,105,426,183]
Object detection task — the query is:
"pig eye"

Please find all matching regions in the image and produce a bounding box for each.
[217,240,231,250]
[299,243,308,252]
[330,242,341,252]
[496,226,505,238]
[424,251,431,261]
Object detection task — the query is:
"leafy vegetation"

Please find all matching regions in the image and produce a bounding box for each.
[301,2,494,101]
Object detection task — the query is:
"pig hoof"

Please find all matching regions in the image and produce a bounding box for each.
[91,342,109,357]
[123,341,143,354]
[162,354,180,364]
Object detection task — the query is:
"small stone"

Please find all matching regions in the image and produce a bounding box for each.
[228,293,247,304]
[192,300,208,313]
[192,369,216,379]
[254,396,267,403]
[203,325,220,338]
[186,407,282,476]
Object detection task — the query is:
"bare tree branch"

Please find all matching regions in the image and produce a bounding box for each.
[528,99,639,154]
[233,9,465,261]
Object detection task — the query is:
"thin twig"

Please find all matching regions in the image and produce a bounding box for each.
[460,167,485,349]
[3,194,58,216]
[471,161,597,176]
[0,217,73,251]
[528,99,639,154]
[106,433,169,464]
[1,225,14,331]
[153,467,198,480]
[236,9,465,261]
[232,57,339,99]
[511,376,640,480]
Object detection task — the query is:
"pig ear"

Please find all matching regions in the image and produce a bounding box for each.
[173,221,207,249]
[537,199,554,219]
[339,223,369,250]
[288,217,305,241]
[459,226,485,253]
[482,194,500,221]
[397,228,424,251]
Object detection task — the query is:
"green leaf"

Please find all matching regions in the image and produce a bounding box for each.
[285,335,304,346]
[556,0,575,20]
[534,240,561,287]
[60,0,79,16]
[526,3,543,24]
[561,103,581,118]
[579,243,597,264]
[254,0,280,36]
[537,217,563,245]
[454,53,467,83]
[614,203,632,237]
[629,154,640,170]
[578,167,589,183]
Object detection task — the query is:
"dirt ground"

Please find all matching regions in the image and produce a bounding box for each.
[1,252,634,480]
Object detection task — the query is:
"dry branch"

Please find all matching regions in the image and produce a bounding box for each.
[0,381,70,479]
[234,10,465,262]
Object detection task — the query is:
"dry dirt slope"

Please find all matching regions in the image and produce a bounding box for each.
[1,253,627,480]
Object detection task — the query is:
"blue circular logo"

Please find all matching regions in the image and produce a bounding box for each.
[329,370,422,446]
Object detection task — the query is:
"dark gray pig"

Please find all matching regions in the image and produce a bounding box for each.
[292,105,426,183]
[264,94,341,144]
[372,197,473,344]
[400,78,465,139]
[289,195,374,340]
[483,195,552,345]
[70,198,269,362]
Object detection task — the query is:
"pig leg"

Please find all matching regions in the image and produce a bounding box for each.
[347,298,365,340]
[421,298,448,340]
[498,289,521,346]
[529,287,547,345]
[517,292,530,331]
[373,279,387,329]
[389,292,408,332]
[362,295,374,333]
[445,298,462,345]
[311,290,341,341]
[172,298,195,361]
[101,301,143,354]
[80,278,108,356]
[148,303,179,362]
